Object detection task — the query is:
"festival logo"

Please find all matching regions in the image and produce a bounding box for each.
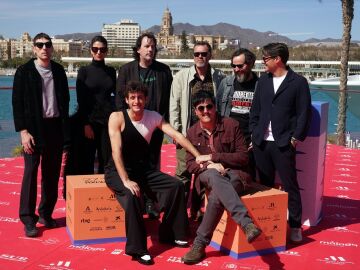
[38,260,73,270]
[0,253,28,263]
[317,256,354,266]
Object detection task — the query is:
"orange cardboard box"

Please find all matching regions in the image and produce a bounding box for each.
[66,174,126,245]
[209,183,288,259]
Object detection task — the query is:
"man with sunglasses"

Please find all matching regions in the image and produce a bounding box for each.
[249,43,311,243]
[216,48,258,180]
[169,41,225,221]
[182,90,261,264]
[12,33,70,237]
[115,33,172,219]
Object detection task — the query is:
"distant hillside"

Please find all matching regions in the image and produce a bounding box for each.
[55,32,101,41]
[146,22,301,48]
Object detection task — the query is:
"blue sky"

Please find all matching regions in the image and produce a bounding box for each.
[1,0,359,41]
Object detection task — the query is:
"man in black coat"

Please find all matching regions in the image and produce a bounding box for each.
[12,32,70,237]
[115,33,173,219]
[249,43,311,243]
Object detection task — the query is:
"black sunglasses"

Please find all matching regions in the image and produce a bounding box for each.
[231,63,246,69]
[262,56,276,62]
[34,41,52,49]
[91,47,108,53]
[194,52,208,57]
[196,104,214,112]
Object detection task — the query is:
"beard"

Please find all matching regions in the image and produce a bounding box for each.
[236,71,251,83]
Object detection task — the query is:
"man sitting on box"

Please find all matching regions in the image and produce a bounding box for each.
[105,81,202,265]
[182,90,262,265]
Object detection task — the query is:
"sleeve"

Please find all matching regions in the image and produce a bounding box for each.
[294,77,312,141]
[211,124,249,169]
[169,70,183,131]
[161,66,173,122]
[249,80,260,133]
[216,77,226,114]
[185,128,207,175]
[75,67,89,125]
[115,65,127,111]
[12,66,26,132]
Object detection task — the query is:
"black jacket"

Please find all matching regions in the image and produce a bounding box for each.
[249,68,312,147]
[115,60,172,121]
[12,58,70,149]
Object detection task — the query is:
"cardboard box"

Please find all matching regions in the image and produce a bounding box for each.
[209,183,288,259]
[66,174,126,245]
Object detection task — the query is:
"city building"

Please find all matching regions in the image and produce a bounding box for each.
[156,7,226,55]
[0,39,11,60]
[102,19,141,55]
[52,38,83,57]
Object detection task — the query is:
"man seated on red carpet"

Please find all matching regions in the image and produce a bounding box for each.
[104,81,202,265]
[182,90,262,265]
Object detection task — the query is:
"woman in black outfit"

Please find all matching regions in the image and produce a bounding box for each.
[76,36,116,173]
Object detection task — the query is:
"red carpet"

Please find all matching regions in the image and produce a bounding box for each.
[0,144,359,270]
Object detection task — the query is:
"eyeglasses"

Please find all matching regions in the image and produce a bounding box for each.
[34,42,52,49]
[196,104,214,112]
[194,52,208,57]
[262,56,276,63]
[231,63,246,69]
[91,47,108,53]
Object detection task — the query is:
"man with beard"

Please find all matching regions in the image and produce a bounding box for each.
[216,48,258,180]
[169,41,225,221]
[116,33,173,219]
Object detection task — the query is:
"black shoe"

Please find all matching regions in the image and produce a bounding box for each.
[146,202,160,219]
[24,224,38,237]
[38,217,57,228]
[132,254,154,265]
[243,223,262,243]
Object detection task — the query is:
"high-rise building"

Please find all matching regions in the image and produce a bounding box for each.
[102,19,141,55]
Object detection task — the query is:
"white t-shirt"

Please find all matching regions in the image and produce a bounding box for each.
[264,73,287,141]
[130,110,163,144]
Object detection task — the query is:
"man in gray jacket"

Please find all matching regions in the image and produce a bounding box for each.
[169,41,225,220]
[216,48,258,180]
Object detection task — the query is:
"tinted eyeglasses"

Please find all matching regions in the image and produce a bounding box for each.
[91,47,108,54]
[196,104,214,112]
[34,41,52,49]
[231,63,246,69]
[194,52,208,57]
[262,56,276,63]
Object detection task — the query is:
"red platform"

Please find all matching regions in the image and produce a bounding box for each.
[0,144,359,270]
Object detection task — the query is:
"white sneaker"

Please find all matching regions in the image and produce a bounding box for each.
[290,228,303,243]
[175,240,189,247]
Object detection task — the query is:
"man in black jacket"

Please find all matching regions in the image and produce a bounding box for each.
[115,33,172,219]
[12,33,70,237]
[249,43,311,243]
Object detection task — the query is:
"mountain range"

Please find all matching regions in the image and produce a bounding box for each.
[54,22,344,48]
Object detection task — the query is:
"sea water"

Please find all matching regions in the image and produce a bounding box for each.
[1,75,360,157]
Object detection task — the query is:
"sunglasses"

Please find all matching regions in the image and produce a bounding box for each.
[34,42,52,49]
[194,52,208,57]
[91,47,108,53]
[262,56,276,63]
[196,104,214,112]
[231,63,246,69]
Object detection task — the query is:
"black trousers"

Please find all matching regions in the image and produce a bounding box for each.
[253,141,302,228]
[105,166,188,256]
[82,122,111,174]
[19,118,63,225]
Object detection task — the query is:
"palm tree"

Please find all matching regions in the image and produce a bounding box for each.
[336,0,354,145]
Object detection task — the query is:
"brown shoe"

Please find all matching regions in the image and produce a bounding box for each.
[182,244,206,265]
[243,223,262,243]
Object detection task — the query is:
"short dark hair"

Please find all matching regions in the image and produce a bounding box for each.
[194,41,212,54]
[33,33,51,44]
[90,35,108,48]
[192,90,215,108]
[124,81,148,98]
[231,48,256,67]
[132,33,158,61]
[262,43,289,64]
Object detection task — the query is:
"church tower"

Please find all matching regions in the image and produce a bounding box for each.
[160,7,173,36]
